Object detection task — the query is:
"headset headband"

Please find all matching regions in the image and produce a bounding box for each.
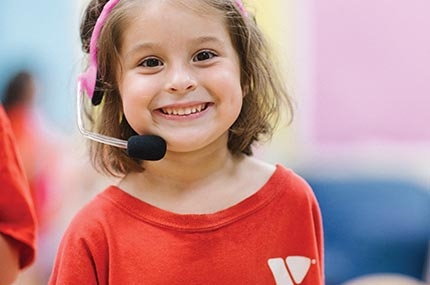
[78,0,247,105]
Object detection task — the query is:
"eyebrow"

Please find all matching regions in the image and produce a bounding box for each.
[124,36,225,59]
[193,36,225,45]
[123,42,162,59]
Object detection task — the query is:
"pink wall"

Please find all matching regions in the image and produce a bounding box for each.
[310,0,430,144]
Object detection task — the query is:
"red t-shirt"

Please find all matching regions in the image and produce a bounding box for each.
[0,105,37,269]
[49,165,324,284]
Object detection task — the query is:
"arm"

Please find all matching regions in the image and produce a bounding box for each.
[0,234,20,285]
[0,105,36,281]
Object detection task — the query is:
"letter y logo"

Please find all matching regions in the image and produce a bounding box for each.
[268,256,315,285]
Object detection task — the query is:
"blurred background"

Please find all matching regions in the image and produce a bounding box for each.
[1,0,429,284]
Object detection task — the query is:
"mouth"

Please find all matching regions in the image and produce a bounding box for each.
[159,103,209,116]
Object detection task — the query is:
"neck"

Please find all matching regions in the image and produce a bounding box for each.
[116,138,275,214]
[118,135,243,196]
[146,144,238,188]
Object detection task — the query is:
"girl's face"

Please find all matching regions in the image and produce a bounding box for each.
[117,0,243,155]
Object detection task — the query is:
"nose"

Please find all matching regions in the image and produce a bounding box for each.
[165,64,197,95]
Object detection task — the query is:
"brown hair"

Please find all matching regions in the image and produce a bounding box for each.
[80,0,293,176]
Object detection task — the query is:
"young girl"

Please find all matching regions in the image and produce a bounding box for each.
[49,0,324,284]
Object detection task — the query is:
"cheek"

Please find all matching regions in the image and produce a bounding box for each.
[225,82,243,107]
[119,79,156,133]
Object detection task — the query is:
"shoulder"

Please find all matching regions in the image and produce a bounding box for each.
[49,187,122,284]
[241,157,316,200]
[51,189,113,279]
[242,158,318,208]
[59,187,119,247]
[68,187,114,223]
[263,163,311,191]
[268,164,319,208]
[244,157,310,187]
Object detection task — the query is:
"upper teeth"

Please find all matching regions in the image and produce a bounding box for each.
[162,104,205,115]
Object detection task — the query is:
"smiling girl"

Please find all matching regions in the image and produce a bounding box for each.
[49,0,324,284]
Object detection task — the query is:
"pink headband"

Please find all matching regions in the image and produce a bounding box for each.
[78,0,248,104]
[78,0,120,104]
[234,0,248,17]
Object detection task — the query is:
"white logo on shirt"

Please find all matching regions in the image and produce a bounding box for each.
[268,256,316,285]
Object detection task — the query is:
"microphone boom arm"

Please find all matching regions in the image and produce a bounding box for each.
[77,81,128,149]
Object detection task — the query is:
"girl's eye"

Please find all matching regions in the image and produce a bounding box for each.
[193,51,217,62]
[140,57,163,68]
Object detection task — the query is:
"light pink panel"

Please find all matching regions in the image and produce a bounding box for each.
[311,0,430,144]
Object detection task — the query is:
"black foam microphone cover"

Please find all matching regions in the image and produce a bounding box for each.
[127,135,167,161]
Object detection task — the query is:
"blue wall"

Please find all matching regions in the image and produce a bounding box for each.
[0,0,80,130]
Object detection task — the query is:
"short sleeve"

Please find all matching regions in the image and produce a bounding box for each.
[0,105,37,268]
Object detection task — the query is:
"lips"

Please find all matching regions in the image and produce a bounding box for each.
[159,103,209,116]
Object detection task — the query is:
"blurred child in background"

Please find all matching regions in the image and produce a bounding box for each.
[2,71,50,229]
[2,70,62,284]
